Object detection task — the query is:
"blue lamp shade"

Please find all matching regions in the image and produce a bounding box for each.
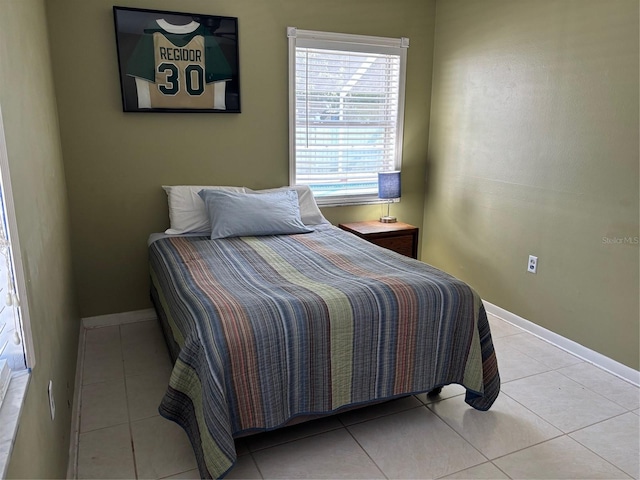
[378,171,401,223]
[378,171,401,199]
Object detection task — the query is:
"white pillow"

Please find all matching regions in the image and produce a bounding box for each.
[247,185,329,226]
[162,185,246,234]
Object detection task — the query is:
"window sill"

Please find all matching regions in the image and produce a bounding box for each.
[0,371,30,478]
[316,197,400,208]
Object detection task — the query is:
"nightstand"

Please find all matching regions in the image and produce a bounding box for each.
[338,221,419,259]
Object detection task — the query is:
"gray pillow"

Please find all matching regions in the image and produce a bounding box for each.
[198,189,313,240]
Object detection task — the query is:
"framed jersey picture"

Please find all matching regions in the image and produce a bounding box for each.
[113,6,241,113]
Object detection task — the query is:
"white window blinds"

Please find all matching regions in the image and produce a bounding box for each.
[0,108,28,376]
[0,192,24,373]
[288,28,408,206]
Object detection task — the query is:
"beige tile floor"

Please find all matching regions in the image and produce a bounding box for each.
[75,314,640,479]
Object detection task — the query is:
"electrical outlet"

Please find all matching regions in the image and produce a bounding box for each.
[528,255,538,274]
[48,380,56,421]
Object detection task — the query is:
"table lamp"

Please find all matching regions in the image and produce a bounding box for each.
[378,171,401,223]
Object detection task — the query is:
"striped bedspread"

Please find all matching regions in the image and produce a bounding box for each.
[149,225,499,478]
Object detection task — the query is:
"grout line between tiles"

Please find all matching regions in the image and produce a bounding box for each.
[119,323,140,480]
[427,405,491,477]
[490,434,633,480]
[77,420,132,437]
[433,461,511,480]
[484,434,567,464]
[246,421,345,454]
[247,451,265,480]
[501,332,584,370]
[440,387,567,461]
[564,409,638,435]
[552,366,640,412]
[491,460,514,480]
[343,423,390,480]
[499,369,553,386]
[568,430,637,479]
[504,370,632,434]
[494,388,569,436]
[336,399,425,428]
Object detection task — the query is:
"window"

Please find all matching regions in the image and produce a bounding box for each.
[288,28,409,206]
[0,188,26,373]
[0,102,33,480]
[0,105,32,408]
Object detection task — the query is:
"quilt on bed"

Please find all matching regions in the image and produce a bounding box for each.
[149,225,500,478]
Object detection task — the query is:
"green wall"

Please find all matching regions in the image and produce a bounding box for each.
[425,0,639,369]
[0,0,80,478]
[46,0,436,318]
[1,0,638,476]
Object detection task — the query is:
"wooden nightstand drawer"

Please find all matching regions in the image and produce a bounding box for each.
[338,221,419,259]
[370,235,415,258]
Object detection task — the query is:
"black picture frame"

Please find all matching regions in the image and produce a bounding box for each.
[113,6,240,113]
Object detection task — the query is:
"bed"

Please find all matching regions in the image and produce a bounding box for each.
[149,185,500,479]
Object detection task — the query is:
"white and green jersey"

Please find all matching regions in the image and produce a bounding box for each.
[126,19,232,110]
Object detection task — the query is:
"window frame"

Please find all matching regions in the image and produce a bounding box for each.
[287,27,409,207]
[0,108,33,373]
[0,102,34,479]
[0,105,33,371]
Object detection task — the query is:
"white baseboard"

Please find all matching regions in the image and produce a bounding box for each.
[66,322,85,480]
[82,308,157,329]
[483,300,640,387]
